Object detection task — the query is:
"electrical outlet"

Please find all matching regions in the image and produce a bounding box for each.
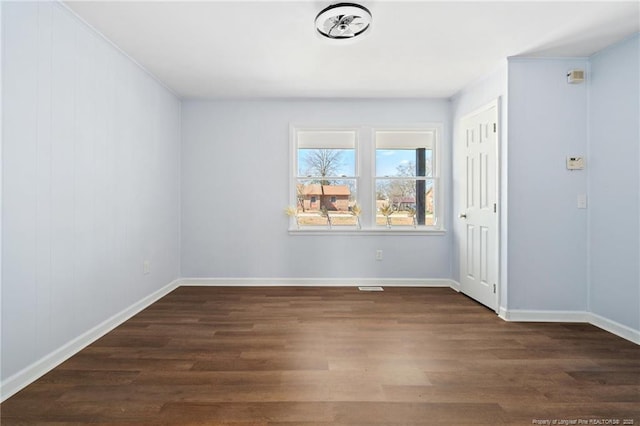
[143,261,151,274]
[376,250,383,261]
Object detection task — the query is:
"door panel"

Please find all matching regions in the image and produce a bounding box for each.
[480,152,489,209]
[466,156,474,208]
[466,224,475,280]
[480,226,489,284]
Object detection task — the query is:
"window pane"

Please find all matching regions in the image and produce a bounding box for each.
[296,179,358,227]
[375,179,434,226]
[298,149,355,177]
[376,149,432,177]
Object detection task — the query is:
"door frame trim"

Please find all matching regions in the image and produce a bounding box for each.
[456,98,501,313]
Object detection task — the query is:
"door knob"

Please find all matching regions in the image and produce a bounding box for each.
[458,213,467,219]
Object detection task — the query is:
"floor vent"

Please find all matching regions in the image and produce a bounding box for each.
[358,286,384,291]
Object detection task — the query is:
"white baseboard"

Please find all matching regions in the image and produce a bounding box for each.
[500,308,639,345]
[0,279,181,402]
[178,277,457,288]
[588,312,640,345]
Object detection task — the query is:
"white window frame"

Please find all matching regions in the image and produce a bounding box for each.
[373,126,441,230]
[289,124,445,235]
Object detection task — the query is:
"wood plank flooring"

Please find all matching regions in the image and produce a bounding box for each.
[2,286,639,425]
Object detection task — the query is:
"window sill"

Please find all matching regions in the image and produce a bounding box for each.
[288,227,446,236]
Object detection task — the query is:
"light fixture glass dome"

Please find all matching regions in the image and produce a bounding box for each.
[315,3,372,40]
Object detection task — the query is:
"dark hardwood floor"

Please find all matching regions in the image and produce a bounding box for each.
[2,286,639,425]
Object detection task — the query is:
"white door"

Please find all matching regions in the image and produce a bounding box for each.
[458,101,499,311]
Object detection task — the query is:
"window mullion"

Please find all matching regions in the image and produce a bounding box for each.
[356,126,373,228]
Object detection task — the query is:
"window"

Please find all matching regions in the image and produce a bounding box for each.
[291,125,442,232]
[294,130,358,227]
[375,130,437,228]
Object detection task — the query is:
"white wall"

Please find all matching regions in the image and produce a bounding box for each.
[588,34,640,332]
[450,63,508,309]
[1,1,181,387]
[506,58,589,312]
[181,100,452,281]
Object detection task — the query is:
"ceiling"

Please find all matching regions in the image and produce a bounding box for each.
[64,1,640,99]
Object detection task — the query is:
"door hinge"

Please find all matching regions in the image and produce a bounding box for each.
[493,123,497,133]
[493,203,497,213]
[493,284,496,294]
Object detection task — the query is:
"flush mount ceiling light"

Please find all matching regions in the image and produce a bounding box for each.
[315,3,372,40]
